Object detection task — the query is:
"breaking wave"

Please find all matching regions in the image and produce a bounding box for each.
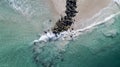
[6,0,49,17]
[31,0,120,67]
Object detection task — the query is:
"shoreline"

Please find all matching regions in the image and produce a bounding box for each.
[46,0,112,29]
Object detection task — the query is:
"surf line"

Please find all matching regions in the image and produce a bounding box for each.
[33,0,120,44]
[33,0,78,43]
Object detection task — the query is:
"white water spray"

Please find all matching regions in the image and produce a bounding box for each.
[33,11,120,44]
[33,0,120,44]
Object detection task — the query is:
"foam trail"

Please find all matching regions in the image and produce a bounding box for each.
[59,11,120,40]
[33,11,120,44]
[7,0,34,16]
[71,11,119,36]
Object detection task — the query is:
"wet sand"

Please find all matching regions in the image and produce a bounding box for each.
[46,0,112,29]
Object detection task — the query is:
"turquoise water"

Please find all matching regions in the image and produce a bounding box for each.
[0,0,52,67]
[0,0,120,67]
[58,15,120,67]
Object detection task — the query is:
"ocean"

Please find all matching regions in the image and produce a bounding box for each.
[0,0,120,67]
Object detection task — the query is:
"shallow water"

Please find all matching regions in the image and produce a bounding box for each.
[59,15,120,67]
[0,0,120,67]
[0,0,53,67]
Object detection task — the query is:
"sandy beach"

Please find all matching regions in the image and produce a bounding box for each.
[46,0,112,29]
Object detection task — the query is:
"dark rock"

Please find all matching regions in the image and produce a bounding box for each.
[52,0,78,34]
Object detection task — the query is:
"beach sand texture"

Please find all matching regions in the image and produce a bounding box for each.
[47,0,112,29]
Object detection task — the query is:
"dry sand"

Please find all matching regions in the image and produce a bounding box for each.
[46,0,112,29]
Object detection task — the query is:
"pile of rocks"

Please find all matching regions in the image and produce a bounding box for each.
[52,0,78,34]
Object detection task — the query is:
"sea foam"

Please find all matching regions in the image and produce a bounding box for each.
[33,11,120,45]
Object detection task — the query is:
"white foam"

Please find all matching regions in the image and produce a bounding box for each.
[7,0,34,16]
[76,12,120,32]
[33,11,120,44]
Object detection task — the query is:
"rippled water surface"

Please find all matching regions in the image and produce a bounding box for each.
[0,0,120,67]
